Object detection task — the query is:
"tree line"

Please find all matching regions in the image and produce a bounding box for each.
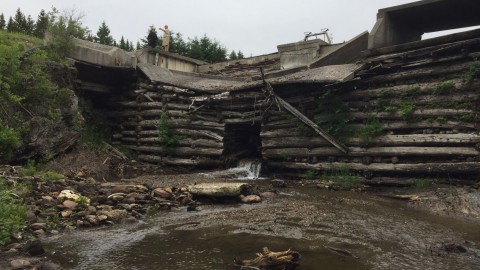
[0,8,245,63]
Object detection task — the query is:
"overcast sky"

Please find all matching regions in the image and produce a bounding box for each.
[2,0,422,56]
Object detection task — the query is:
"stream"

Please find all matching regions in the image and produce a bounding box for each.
[42,174,480,270]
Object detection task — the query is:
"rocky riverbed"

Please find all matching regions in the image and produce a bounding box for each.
[1,165,480,269]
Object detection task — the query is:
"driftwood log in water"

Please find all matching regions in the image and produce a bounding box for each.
[235,247,300,270]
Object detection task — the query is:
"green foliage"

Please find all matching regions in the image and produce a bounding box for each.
[19,159,37,177]
[458,113,476,123]
[304,169,317,180]
[359,117,384,144]
[0,180,27,246]
[94,21,114,45]
[47,8,90,60]
[79,125,107,150]
[157,112,182,147]
[146,26,158,48]
[398,101,416,120]
[229,50,237,60]
[37,171,64,181]
[237,51,245,59]
[463,61,480,87]
[75,195,89,209]
[0,14,5,30]
[33,9,48,38]
[413,178,432,188]
[188,34,227,63]
[45,214,60,229]
[433,80,455,95]
[0,120,21,161]
[147,204,160,216]
[322,168,362,189]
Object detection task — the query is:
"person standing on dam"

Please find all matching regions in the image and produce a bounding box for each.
[159,25,171,52]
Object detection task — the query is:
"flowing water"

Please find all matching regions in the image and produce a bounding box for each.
[42,174,480,270]
[206,159,263,180]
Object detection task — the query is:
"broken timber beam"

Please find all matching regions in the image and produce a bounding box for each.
[275,95,349,153]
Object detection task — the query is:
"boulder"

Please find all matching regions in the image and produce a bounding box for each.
[10,259,31,269]
[62,200,78,209]
[30,223,46,231]
[152,188,173,199]
[57,190,80,202]
[240,195,262,204]
[100,209,128,221]
[188,182,248,197]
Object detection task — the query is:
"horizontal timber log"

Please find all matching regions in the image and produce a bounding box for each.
[138,155,223,167]
[121,129,224,141]
[125,145,223,156]
[123,119,224,131]
[262,146,478,157]
[268,161,480,174]
[121,137,223,148]
[262,134,480,148]
[362,62,472,84]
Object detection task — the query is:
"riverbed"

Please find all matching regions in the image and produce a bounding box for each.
[42,174,480,270]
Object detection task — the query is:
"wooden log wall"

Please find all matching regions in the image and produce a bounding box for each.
[111,80,267,167]
[110,36,480,181]
[262,38,480,180]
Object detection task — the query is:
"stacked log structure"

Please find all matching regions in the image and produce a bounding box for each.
[112,80,268,167]
[262,37,480,180]
[112,35,480,181]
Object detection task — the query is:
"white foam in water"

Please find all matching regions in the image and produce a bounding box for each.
[210,159,262,180]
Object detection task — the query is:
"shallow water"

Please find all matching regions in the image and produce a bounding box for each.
[43,183,480,270]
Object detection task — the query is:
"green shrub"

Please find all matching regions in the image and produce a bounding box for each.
[79,125,106,150]
[157,112,183,147]
[414,178,432,188]
[0,180,27,246]
[37,171,64,181]
[0,121,21,161]
[359,117,384,144]
[434,80,456,95]
[304,169,317,180]
[322,168,362,189]
[463,61,480,87]
[18,159,37,177]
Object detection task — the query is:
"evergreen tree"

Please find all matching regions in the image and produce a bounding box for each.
[94,21,113,45]
[146,26,158,48]
[169,32,189,55]
[229,50,237,60]
[129,41,134,51]
[187,34,227,63]
[12,8,26,33]
[6,17,14,32]
[119,36,126,50]
[25,15,35,35]
[136,41,141,50]
[237,50,245,59]
[113,39,117,47]
[0,14,5,30]
[33,9,48,38]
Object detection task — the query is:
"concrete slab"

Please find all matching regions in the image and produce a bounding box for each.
[70,38,137,68]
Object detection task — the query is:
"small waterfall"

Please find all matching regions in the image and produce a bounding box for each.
[235,160,262,180]
[211,159,262,180]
